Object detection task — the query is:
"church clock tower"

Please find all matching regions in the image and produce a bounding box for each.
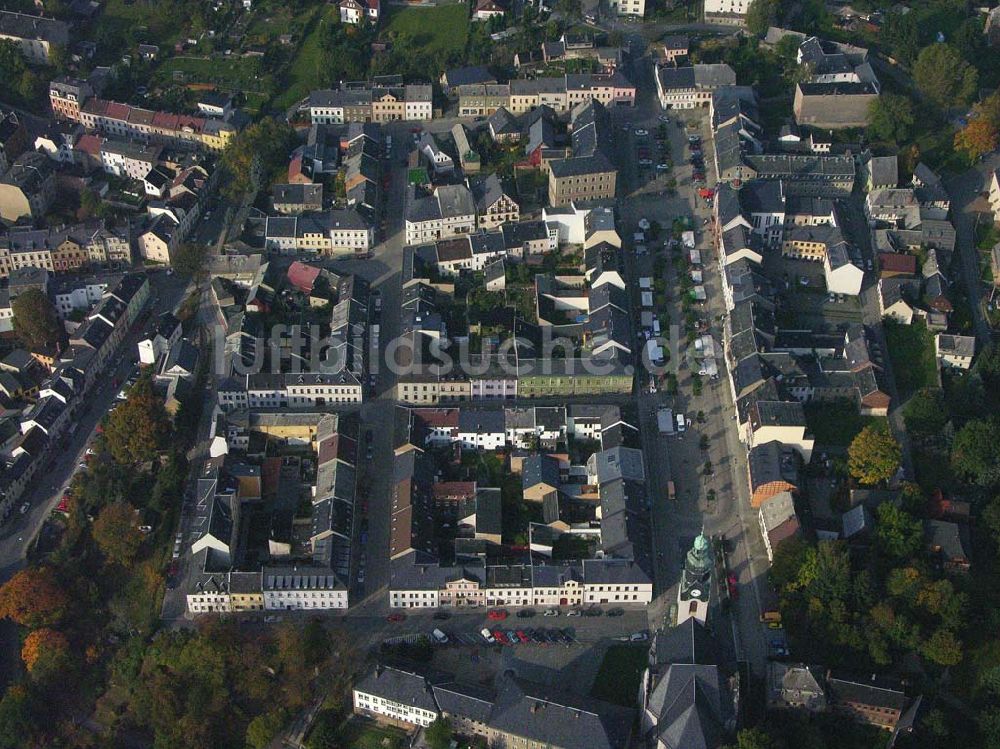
[676,533,712,625]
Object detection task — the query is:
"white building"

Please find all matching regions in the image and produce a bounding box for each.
[404,184,477,246]
[99,139,161,180]
[138,311,182,366]
[823,242,864,296]
[703,0,750,24]
[262,568,348,610]
[608,0,644,16]
[353,666,440,728]
[936,334,975,370]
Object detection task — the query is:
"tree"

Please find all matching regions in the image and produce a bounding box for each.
[847,424,900,485]
[912,44,978,109]
[425,718,454,749]
[903,388,947,438]
[92,502,143,566]
[21,628,70,673]
[745,0,781,36]
[12,288,60,350]
[723,727,779,749]
[103,377,171,465]
[0,685,35,749]
[875,503,922,560]
[172,242,208,279]
[220,119,298,201]
[951,418,1000,487]
[246,708,289,749]
[881,11,920,64]
[867,93,915,143]
[0,567,70,627]
[955,117,1000,162]
[922,627,963,666]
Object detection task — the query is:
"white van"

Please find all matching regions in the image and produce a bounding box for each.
[480,628,495,643]
[676,413,686,433]
[432,628,449,644]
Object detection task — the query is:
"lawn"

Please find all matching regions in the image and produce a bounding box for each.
[382,3,469,59]
[270,5,328,112]
[336,720,409,749]
[155,55,265,92]
[589,644,649,708]
[884,319,939,398]
[804,399,886,447]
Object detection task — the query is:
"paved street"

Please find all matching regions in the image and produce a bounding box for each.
[0,270,189,687]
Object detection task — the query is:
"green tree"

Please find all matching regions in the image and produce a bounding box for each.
[903,388,947,437]
[92,502,143,567]
[912,44,978,109]
[881,11,920,64]
[246,708,289,749]
[922,627,963,666]
[104,377,171,465]
[745,0,781,36]
[172,242,208,279]
[723,727,779,749]
[0,685,35,749]
[220,119,298,201]
[847,424,901,485]
[12,288,60,350]
[305,710,341,749]
[425,717,454,749]
[951,418,1000,487]
[875,503,922,560]
[867,92,915,143]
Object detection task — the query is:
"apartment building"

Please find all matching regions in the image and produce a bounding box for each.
[0,10,69,64]
[547,99,618,206]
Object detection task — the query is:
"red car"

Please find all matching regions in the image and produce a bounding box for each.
[727,573,739,600]
[493,630,508,644]
[516,630,530,644]
[487,608,508,621]
[387,613,406,623]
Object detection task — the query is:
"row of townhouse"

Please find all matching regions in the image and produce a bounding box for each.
[50,78,238,152]
[403,176,525,248]
[307,79,433,124]
[455,72,636,116]
[0,220,131,276]
[389,553,652,608]
[137,164,216,264]
[0,274,150,521]
[187,565,350,613]
[264,209,374,256]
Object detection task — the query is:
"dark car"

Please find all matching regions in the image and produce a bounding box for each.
[559,629,575,643]
[516,609,536,618]
[607,608,625,617]
[433,611,451,620]
[582,607,602,617]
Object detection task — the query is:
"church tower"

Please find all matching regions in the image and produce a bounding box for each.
[676,533,712,625]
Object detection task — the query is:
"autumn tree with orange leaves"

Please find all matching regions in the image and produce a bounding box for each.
[21,628,69,673]
[955,117,1000,162]
[0,567,70,628]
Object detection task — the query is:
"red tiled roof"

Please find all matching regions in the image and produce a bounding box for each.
[878,252,916,275]
[105,101,131,121]
[287,260,321,293]
[75,133,102,156]
[432,481,477,501]
[413,408,460,429]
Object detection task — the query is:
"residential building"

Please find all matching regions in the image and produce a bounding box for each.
[0,10,69,64]
[0,151,56,222]
[759,491,800,561]
[655,64,737,109]
[338,0,379,24]
[703,0,750,25]
[471,173,519,230]
[608,0,644,17]
[272,183,324,214]
[547,99,617,207]
[405,184,477,245]
[935,333,975,370]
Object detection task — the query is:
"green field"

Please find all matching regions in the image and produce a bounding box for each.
[589,644,649,708]
[383,3,470,58]
[884,319,939,398]
[335,720,408,749]
[271,5,329,111]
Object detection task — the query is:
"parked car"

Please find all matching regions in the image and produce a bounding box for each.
[582,607,602,617]
[431,628,449,644]
[516,630,531,644]
[566,609,582,617]
[433,611,450,620]
[727,573,739,600]
[386,613,406,623]
[19,502,29,515]
[516,609,535,618]
[607,608,624,617]
[480,628,496,643]
[487,608,509,621]
[493,630,508,644]
[634,128,648,136]
[630,631,649,642]
[543,608,560,617]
